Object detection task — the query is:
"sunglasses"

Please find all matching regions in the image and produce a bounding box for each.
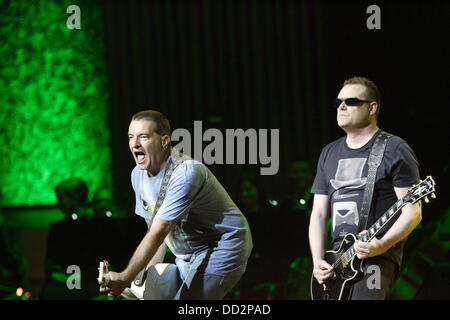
[335,98,372,108]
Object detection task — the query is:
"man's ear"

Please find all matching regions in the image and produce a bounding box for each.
[369,102,378,116]
[161,135,171,149]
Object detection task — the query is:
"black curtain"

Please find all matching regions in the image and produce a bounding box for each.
[102,0,330,210]
[102,0,449,218]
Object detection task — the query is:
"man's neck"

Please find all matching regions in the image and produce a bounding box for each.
[344,123,379,149]
[147,151,171,177]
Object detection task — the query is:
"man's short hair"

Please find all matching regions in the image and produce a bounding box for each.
[131,110,171,136]
[343,76,381,117]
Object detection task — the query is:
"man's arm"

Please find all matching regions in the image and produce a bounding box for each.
[145,219,167,266]
[103,219,175,296]
[309,194,334,284]
[355,186,422,258]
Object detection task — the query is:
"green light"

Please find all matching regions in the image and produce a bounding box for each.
[0,0,112,206]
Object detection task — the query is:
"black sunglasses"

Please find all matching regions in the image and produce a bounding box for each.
[335,98,372,108]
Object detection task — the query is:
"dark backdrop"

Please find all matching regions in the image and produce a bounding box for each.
[101,0,449,220]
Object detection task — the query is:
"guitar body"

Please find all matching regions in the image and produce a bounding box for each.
[311,233,364,300]
[98,260,172,300]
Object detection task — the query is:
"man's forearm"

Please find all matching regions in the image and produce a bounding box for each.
[148,242,167,266]
[122,231,165,282]
[309,214,328,263]
[379,203,421,250]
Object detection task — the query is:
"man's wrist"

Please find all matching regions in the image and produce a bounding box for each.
[312,254,325,265]
[375,237,392,254]
[120,270,136,284]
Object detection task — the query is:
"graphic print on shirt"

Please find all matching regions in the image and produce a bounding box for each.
[330,158,367,236]
[140,176,160,219]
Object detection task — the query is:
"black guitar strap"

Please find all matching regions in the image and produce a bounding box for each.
[357,130,392,234]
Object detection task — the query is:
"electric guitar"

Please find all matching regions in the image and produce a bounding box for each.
[97,260,171,300]
[310,176,436,300]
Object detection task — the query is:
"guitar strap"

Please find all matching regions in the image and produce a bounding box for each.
[357,130,392,234]
[149,147,190,221]
[134,147,190,287]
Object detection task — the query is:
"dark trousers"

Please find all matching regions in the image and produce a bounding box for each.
[351,256,398,300]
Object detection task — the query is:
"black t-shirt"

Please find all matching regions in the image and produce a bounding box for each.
[311,129,420,266]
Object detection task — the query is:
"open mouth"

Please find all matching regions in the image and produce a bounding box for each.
[134,151,146,164]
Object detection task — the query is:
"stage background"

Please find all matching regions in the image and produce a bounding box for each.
[0,0,448,300]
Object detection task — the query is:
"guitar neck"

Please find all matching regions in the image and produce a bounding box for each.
[364,197,405,242]
[331,176,435,273]
[345,197,406,261]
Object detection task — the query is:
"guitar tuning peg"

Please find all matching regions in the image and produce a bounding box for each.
[424,197,429,203]
[431,193,436,198]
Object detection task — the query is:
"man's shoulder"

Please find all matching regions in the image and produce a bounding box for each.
[320,135,346,155]
[383,132,410,151]
[175,158,207,171]
[173,159,209,182]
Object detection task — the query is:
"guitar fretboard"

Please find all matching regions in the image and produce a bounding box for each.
[338,197,405,268]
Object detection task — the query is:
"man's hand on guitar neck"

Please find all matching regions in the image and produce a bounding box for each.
[355,230,388,259]
[313,259,335,285]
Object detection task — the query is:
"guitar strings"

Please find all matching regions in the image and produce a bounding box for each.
[328,180,432,278]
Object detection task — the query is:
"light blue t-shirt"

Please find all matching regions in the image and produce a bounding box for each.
[131,157,253,277]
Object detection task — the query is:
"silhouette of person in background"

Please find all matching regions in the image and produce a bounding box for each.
[42,177,96,299]
[233,171,266,235]
[279,161,314,266]
[232,171,274,299]
[54,177,93,221]
[231,164,315,299]
[43,178,146,299]
[259,160,314,299]
[284,161,314,213]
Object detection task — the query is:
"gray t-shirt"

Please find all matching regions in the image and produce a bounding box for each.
[131,157,253,277]
[311,130,420,266]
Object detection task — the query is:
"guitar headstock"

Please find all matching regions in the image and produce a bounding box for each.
[97,260,110,287]
[404,176,436,205]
